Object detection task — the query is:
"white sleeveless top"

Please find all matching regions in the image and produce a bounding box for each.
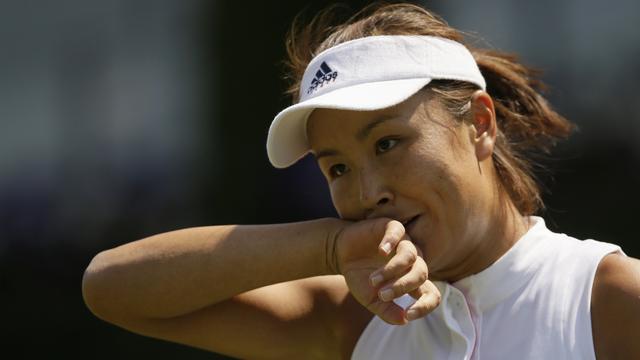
[351,216,623,360]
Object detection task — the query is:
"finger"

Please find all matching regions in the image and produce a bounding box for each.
[406,281,441,321]
[367,298,408,326]
[414,242,424,258]
[377,255,428,302]
[378,220,405,256]
[408,278,440,300]
[370,239,421,287]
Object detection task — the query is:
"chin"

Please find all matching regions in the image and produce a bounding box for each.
[414,233,448,277]
[406,216,435,257]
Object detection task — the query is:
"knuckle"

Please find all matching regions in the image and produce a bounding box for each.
[431,288,442,305]
[387,253,413,272]
[411,284,441,312]
[398,239,416,253]
[415,258,428,276]
[412,306,428,317]
[404,250,417,264]
[394,279,408,294]
[392,255,411,271]
[416,270,428,284]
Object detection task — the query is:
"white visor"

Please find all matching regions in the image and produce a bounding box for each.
[266,35,486,168]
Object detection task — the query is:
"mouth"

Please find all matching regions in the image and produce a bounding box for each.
[401,215,420,230]
[401,215,423,251]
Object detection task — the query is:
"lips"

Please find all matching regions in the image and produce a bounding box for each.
[401,215,420,233]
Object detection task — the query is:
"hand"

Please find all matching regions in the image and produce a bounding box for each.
[329,218,441,325]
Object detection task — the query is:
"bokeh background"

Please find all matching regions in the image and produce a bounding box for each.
[2,0,639,358]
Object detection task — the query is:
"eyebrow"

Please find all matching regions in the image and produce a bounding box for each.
[356,114,397,141]
[312,115,399,161]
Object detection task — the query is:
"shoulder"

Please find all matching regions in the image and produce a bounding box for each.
[591,253,640,358]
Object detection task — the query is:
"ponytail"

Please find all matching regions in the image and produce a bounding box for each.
[473,49,575,214]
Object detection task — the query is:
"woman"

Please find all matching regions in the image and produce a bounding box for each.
[82,3,640,359]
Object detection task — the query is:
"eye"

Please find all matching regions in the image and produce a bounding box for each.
[376,138,399,154]
[329,163,348,178]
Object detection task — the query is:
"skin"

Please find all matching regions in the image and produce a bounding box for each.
[592,254,640,359]
[308,89,530,283]
[82,89,640,359]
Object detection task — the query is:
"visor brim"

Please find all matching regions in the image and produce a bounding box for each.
[266,77,432,168]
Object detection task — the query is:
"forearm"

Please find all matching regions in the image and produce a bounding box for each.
[82,218,346,321]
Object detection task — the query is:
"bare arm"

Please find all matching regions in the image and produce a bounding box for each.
[82,218,363,359]
[82,217,437,358]
[592,253,640,359]
[82,218,344,321]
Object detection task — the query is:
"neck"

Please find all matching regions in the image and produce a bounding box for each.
[433,199,531,283]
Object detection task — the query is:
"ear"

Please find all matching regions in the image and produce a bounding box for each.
[469,91,497,162]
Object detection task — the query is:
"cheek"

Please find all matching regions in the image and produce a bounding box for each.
[396,143,450,187]
[399,143,470,225]
[329,181,358,220]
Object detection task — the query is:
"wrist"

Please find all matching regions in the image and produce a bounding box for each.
[322,218,350,276]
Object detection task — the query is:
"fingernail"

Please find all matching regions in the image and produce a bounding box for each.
[406,309,419,321]
[370,274,384,287]
[381,242,392,255]
[379,288,394,302]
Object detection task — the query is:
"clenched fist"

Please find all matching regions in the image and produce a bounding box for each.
[327,218,441,325]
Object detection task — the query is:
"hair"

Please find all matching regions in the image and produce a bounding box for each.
[283,2,574,216]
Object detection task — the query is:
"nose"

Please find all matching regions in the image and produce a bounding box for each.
[358,167,393,217]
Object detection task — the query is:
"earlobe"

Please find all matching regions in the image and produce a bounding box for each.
[475,131,494,161]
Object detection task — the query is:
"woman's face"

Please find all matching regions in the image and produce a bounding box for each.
[307,90,497,279]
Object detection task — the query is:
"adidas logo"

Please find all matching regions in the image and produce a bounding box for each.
[307,61,338,95]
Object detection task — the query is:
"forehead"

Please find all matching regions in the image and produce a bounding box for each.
[306,89,447,147]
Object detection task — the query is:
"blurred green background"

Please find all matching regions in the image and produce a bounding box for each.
[1,0,638,358]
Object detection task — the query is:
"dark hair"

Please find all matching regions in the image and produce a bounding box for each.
[284,3,574,215]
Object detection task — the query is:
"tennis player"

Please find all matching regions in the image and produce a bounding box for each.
[82,3,640,359]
